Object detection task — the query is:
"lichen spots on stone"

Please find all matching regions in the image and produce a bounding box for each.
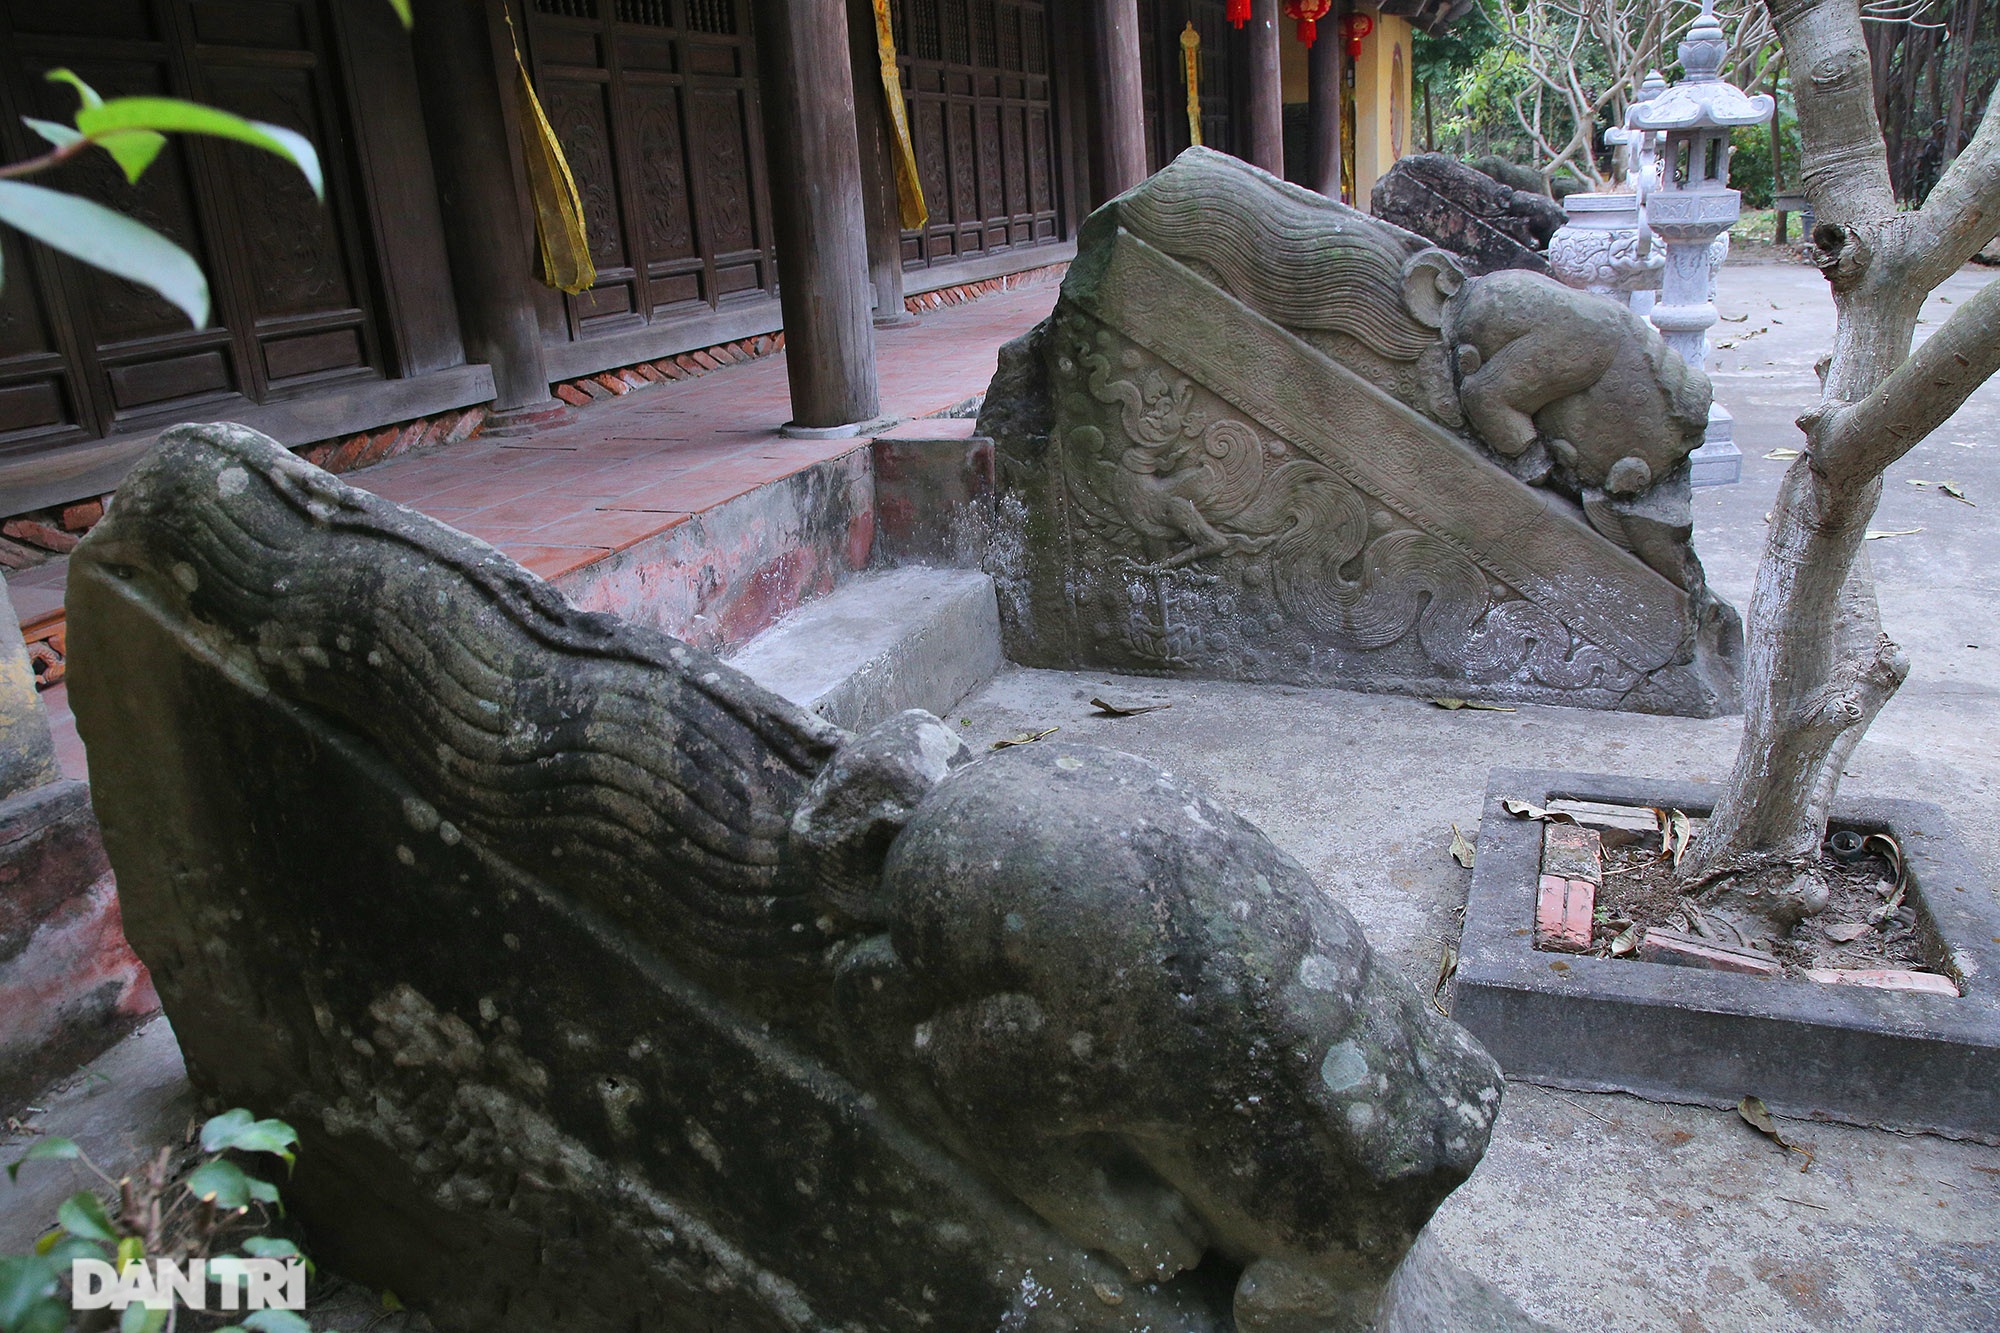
[171,561,199,592]
[217,465,250,497]
[686,1119,726,1172]
[395,844,417,866]
[1298,954,1343,992]
[1321,1040,1369,1093]
[403,797,440,834]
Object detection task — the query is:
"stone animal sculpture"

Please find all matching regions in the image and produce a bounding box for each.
[1443,267,1712,500]
[983,148,1740,717]
[69,423,1508,1333]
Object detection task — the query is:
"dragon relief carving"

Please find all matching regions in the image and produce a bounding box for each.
[1051,313,1641,695]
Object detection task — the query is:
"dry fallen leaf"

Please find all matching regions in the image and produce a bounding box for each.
[1431,944,1459,1016]
[1822,921,1872,943]
[1738,1095,1815,1172]
[1669,810,1694,868]
[1432,697,1517,712]
[1764,447,1802,461]
[1449,824,1476,869]
[1610,923,1642,956]
[1500,798,1578,825]
[1941,481,1976,506]
[992,726,1059,750]
[1865,527,1924,540]
[1089,697,1169,718]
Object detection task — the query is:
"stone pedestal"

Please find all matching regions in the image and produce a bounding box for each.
[1649,191,1742,488]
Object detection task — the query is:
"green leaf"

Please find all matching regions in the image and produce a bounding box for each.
[73,98,322,199]
[20,117,82,150]
[242,1311,312,1333]
[247,1175,281,1206]
[0,1254,60,1329]
[201,1111,299,1166]
[6,1136,81,1182]
[121,1304,169,1333]
[239,1236,300,1260]
[0,179,208,327]
[95,129,169,186]
[43,68,103,113]
[57,1188,119,1243]
[384,0,412,25]
[186,1158,254,1210]
[40,1235,108,1270]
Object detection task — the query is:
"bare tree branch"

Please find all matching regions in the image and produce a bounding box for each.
[1904,81,2000,286]
[1812,270,2000,478]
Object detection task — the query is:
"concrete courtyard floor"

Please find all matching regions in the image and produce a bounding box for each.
[943,256,2000,1332]
[4,258,1997,1331]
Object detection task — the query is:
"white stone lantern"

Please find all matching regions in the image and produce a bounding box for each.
[1627,0,1773,486]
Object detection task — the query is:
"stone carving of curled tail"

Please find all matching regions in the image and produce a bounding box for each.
[1272,513,1488,653]
[1458,601,1643,693]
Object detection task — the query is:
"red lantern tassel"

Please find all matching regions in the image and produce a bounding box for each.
[1298,18,1318,44]
[1227,0,1251,27]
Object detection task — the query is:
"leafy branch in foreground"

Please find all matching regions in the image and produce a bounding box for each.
[0,69,322,330]
[0,1110,314,1333]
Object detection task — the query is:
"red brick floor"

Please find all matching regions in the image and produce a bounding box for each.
[20,280,1062,783]
[345,283,1057,581]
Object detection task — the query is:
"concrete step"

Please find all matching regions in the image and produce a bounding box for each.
[724,565,1002,732]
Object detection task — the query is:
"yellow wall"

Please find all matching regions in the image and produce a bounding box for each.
[1351,12,1413,204]
[1274,7,1414,205]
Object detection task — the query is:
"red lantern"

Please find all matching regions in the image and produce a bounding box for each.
[1339,10,1374,56]
[1227,0,1251,28]
[1285,0,1334,46]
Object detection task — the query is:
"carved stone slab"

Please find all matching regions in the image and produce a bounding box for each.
[69,423,1508,1331]
[983,149,1740,717]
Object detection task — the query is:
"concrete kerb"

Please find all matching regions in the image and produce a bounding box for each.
[1453,767,2000,1143]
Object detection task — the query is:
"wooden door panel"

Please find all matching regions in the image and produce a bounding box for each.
[523,0,773,340]
[895,0,1062,272]
[0,0,390,466]
[201,68,359,320]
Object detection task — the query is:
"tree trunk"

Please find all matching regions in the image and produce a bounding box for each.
[1680,0,2000,887]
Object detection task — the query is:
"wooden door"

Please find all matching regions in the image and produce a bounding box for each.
[0,0,385,466]
[522,0,776,342]
[892,0,1063,271]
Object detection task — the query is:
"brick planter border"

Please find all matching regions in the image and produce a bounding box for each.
[1453,768,2000,1143]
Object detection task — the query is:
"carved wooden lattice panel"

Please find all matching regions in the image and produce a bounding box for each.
[0,0,385,463]
[891,0,1064,270]
[524,0,774,340]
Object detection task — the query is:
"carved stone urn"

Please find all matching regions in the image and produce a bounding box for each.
[1545,192,1664,306]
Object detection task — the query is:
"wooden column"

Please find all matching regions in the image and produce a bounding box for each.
[845,0,918,329]
[1091,0,1148,199]
[1245,0,1285,175]
[1306,1,1345,198]
[753,0,881,432]
[408,0,560,418]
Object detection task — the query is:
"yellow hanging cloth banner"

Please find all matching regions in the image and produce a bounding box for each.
[874,0,929,231]
[1182,22,1203,147]
[504,10,595,294]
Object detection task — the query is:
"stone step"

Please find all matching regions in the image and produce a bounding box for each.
[723,565,1003,733]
